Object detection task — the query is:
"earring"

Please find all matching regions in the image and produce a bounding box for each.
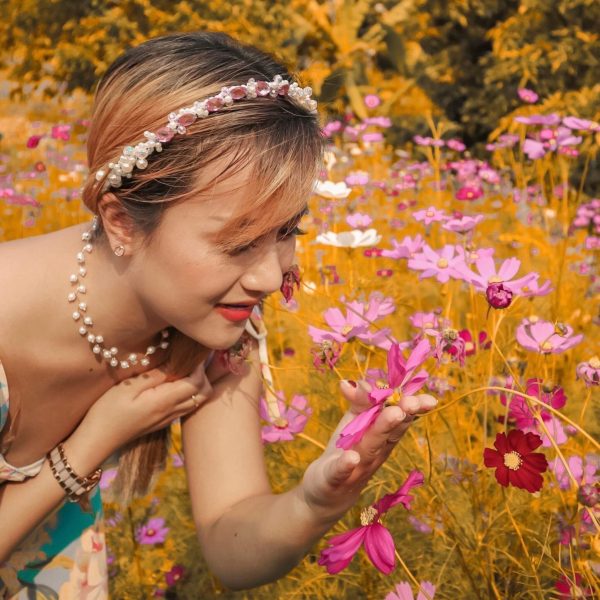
[113,245,125,257]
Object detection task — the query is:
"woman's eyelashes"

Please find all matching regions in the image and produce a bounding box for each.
[228,225,306,256]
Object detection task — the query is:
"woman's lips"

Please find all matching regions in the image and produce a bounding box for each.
[215,304,254,322]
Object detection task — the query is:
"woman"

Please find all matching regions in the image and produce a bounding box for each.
[0,31,437,597]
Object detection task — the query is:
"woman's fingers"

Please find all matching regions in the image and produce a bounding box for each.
[339,380,372,415]
[324,449,361,488]
[354,406,406,460]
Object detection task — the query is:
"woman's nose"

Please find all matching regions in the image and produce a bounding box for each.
[240,245,286,295]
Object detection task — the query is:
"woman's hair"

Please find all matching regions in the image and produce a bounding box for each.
[81,31,324,499]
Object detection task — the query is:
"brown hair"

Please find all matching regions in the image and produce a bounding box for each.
[81,31,324,499]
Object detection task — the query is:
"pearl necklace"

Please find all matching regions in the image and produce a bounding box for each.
[68,216,170,369]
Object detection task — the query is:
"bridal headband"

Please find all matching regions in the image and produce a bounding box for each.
[94,75,317,191]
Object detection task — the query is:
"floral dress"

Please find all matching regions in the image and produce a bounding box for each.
[0,359,108,600]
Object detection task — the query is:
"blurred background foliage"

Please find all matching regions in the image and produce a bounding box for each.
[0,0,598,150]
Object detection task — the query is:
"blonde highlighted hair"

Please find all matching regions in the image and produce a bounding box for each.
[81,31,324,499]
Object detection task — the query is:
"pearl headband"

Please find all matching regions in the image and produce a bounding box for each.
[94,74,317,191]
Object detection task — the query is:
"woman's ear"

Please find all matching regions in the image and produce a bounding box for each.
[97,193,138,254]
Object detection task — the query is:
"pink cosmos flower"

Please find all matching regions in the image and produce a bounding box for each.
[386,581,436,600]
[312,340,342,371]
[346,212,373,229]
[548,454,598,491]
[442,214,484,233]
[308,293,395,349]
[446,138,466,152]
[136,517,169,545]
[517,88,539,103]
[562,116,600,131]
[413,206,448,225]
[413,135,444,147]
[458,255,538,294]
[500,379,568,447]
[576,356,600,386]
[51,124,71,140]
[409,311,440,331]
[430,328,467,366]
[318,470,424,574]
[447,329,490,357]
[364,116,392,127]
[408,244,467,284]
[382,234,425,259]
[99,468,118,490]
[364,94,381,108]
[322,120,343,137]
[518,275,553,297]
[515,318,583,354]
[515,114,561,126]
[363,132,384,143]
[522,126,582,159]
[259,393,312,443]
[454,244,495,266]
[345,171,370,186]
[336,340,431,449]
[455,186,484,201]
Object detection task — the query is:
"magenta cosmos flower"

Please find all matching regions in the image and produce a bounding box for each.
[455,185,484,201]
[516,317,583,354]
[364,94,381,108]
[386,581,436,600]
[500,379,568,447]
[259,393,312,443]
[407,244,467,284]
[554,573,593,599]
[136,517,169,545]
[336,339,431,450]
[318,470,424,574]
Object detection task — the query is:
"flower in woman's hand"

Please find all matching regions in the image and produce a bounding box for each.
[136,517,169,545]
[336,339,431,449]
[259,393,312,443]
[483,430,548,493]
[386,580,436,600]
[318,470,424,574]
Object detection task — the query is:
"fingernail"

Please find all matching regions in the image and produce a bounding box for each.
[347,380,357,388]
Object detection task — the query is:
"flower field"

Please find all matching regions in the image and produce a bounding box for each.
[1,87,598,599]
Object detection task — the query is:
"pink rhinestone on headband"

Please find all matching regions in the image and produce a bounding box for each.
[94,74,317,191]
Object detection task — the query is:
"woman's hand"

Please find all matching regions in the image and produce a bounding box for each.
[78,362,213,457]
[299,380,437,523]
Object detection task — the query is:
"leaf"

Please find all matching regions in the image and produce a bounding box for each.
[382,24,407,75]
[318,68,346,104]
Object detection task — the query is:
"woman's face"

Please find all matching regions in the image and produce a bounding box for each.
[126,165,303,350]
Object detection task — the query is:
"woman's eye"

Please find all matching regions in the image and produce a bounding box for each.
[278,225,306,241]
[228,240,260,256]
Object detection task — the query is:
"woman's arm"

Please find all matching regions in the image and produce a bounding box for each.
[183,347,437,590]
[0,366,211,562]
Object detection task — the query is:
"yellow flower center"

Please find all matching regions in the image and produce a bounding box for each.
[541,341,553,351]
[437,258,448,268]
[147,529,155,536]
[385,390,404,406]
[424,321,434,328]
[488,276,502,284]
[589,356,600,368]
[425,209,435,217]
[341,325,354,336]
[465,341,474,352]
[273,417,289,429]
[528,315,539,323]
[503,451,523,471]
[360,506,378,526]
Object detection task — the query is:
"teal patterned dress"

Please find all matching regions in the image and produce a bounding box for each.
[0,359,108,600]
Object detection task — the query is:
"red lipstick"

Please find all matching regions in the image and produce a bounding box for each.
[215,304,255,322]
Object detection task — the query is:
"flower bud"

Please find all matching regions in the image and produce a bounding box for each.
[486,282,513,309]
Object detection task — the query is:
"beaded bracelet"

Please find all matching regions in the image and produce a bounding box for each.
[47,443,102,512]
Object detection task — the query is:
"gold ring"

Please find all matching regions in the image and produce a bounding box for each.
[190,393,200,408]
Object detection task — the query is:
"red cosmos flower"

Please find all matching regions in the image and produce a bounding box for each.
[483,430,548,493]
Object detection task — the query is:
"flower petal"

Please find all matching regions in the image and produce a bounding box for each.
[364,523,396,574]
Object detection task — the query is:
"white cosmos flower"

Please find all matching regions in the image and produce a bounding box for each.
[315,228,382,248]
[313,180,351,199]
